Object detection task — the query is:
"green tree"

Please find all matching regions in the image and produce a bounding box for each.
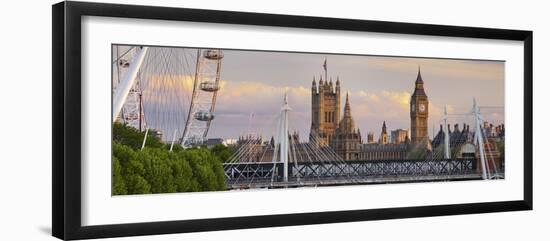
[139,148,177,193]
[113,142,151,194]
[210,144,233,163]
[112,156,127,195]
[407,146,428,160]
[112,127,227,195]
[185,149,226,191]
[169,144,185,152]
[170,151,200,192]
[113,122,164,150]
[496,140,505,157]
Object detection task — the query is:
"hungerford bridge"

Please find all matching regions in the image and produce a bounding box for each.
[112,46,502,190]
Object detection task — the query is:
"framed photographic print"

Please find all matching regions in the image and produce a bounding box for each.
[52,1,533,240]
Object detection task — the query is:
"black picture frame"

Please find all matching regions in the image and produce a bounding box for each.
[52,1,533,240]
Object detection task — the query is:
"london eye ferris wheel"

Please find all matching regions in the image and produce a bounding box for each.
[111,45,224,149]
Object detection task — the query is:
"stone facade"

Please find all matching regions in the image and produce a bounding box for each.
[391,129,409,144]
[410,68,429,145]
[309,68,431,161]
[310,76,341,146]
[332,93,362,160]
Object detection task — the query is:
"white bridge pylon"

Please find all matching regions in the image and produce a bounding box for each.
[223,93,499,188]
[224,91,362,187]
[273,92,291,182]
[440,98,503,180]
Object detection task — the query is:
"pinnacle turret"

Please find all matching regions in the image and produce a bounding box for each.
[312,76,317,92]
[416,66,423,84]
[338,91,355,133]
[344,91,351,113]
[412,66,426,96]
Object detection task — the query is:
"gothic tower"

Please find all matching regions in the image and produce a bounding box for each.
[379,121,388,144]
[310,75,341,146]
[332,92,362,160]
[367,132,375,143]
[410,67,429,144]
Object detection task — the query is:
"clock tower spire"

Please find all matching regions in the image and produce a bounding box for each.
[410,66,429,144]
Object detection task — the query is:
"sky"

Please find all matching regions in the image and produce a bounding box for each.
[207,49,505,142]
[115,46,505,142]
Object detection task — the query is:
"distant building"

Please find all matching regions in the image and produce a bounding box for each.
[367,132,375,144]
[206,138,224,148]
[431,122,504,171]
[495,124,505,138]
[410,68,429,146]
[478,139,503,172]
[235,135,265,162]
[483,121,505,140]
[222,138,238,146]
[310,76,341,146]
[309,68,431,161]
[391,128,409,144]
[332,92,362,160]
[360,142,409,160]
[360,122,410,160]
[151,129,163,140]
[379,121,388,144]
[432,123,472,155]
[245,65,503,165]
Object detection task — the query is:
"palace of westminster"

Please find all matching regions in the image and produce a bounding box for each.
[235,68,505,162]
[309,68,430,161]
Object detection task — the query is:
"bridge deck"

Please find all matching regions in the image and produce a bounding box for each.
[227,173,483,190]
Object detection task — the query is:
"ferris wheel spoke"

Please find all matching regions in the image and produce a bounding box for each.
[181,49,224,148]
[111,46,224,148]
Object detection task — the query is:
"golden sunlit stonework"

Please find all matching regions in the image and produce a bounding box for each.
[310,69,431,161]
[310,76,341,146]
[410,67,430,145]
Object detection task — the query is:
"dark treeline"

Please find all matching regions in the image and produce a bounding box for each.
[112,123,232,195]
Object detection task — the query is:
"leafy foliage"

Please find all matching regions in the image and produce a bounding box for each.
[406,146,428,160]
[496,140,505,158]
[111,123,231,195]
[113,122,164,150]
[113,142,151,194]
[210,144,233,162]
[112,156,127,195]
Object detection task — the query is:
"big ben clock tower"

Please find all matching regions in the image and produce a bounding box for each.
[410,67,429,144]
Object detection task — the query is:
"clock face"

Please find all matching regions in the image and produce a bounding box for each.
[419,103,426,112]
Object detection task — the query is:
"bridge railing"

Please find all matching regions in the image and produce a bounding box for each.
[223,158,477,184]
[223,162,285,183]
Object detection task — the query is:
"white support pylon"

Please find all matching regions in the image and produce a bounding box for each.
[169,129,178,152]
[279,91,291,182]
[141,128,149,151]
[443,105,450,159]
[473,98,488,180]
